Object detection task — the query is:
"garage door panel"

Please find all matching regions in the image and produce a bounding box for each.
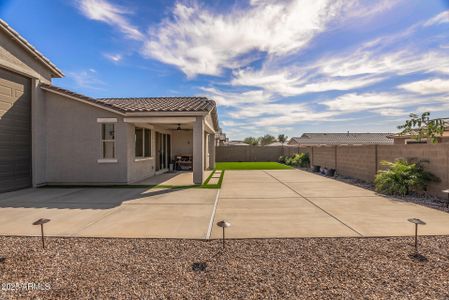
[0,68,31,193]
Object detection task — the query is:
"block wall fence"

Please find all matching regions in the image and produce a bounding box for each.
[216,144,449,198]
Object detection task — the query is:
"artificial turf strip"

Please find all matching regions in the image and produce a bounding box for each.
[215,162,292,170]
[202,170,225,189]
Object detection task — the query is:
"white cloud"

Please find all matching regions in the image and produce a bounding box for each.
[142,0,357,77]
[68,69,106,90]
[320,50,449,77]
[372,108,408,117]
[78,0,143,40]
[104,53,123,62]
[424,10,449,27]
[200,87,273,107]
[399,78,449,95]
[233,68,384,96]
[321,92,411,112]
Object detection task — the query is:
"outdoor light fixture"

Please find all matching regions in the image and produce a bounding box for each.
[192,262,207,272]
[442,189,449,208]
[407,218,426,260]
[216,220,231,249]
[32,218,51,249]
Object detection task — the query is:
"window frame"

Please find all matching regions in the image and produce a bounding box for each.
[101,123,116,160]
[135,127,152,159]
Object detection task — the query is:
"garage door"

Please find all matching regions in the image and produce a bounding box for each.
[0,67,31,193]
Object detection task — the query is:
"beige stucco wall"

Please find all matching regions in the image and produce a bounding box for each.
[45,92,129,184]
[171,130,193,157]
[0,30,53,83]
[0,28,60,187]
[126,123,156,183]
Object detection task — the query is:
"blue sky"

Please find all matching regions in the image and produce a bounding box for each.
[1,0,449,140]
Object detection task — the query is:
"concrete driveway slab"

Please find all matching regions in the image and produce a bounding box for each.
[266,170,331,183]
[0,187,217,238]
[212,169,449,238]
[211,197,358,238]
[223,170,277,183]
[1,169,449,239]
[220,181,298,199]
[76,203,213,238]
[0,207,115,236]
[309,196,449,236]
[285,182,377,198]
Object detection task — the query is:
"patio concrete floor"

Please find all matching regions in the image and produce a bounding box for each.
[0,187,218,238]
[0,169,449,239]
[209,170,449,238]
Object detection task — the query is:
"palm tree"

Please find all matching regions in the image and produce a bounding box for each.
[278,134,288,145]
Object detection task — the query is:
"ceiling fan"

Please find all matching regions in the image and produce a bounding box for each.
[176,123,192,131]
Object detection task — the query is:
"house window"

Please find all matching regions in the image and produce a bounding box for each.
[135,127,151,158]
[405,139,427,144]
[101,123,115,158]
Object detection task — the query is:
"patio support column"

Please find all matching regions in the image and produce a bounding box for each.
[193,117,204,184]
[208,134,216,169]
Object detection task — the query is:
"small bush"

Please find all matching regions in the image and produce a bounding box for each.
[278,156,286,164]
[374,159,440,196]
[284,153,310,168]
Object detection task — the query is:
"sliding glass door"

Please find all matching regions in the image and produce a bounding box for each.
[156,132,171,171]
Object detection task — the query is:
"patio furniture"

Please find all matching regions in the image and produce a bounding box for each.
[175,155,192,171]
[442,189,449,208]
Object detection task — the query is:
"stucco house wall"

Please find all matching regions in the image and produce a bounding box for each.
[126,123,156,183]
[171,130,193,157]
[0,29,53,83]
[0,23,63,188]
[45,92,129,184]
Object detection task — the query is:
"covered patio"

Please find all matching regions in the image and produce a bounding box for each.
[124,115,216,184]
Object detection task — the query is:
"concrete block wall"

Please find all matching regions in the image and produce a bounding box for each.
[312,146,336,169]
[336,145,377,182]
[377,144,449,197]
[216,146,302,162]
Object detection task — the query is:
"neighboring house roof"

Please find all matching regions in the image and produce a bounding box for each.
[40,83,219,130]
[290,133,393,145]
[265,142,284,146]
[0,19,63,78]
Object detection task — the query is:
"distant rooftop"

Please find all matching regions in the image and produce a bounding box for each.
[290,132,393,145]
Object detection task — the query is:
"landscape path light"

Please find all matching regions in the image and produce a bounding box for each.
[216,220,231,250]
[32,218,51,249]
[407,218,426,258]
[442,189,449,208]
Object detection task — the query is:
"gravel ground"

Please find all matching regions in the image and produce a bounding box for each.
[1,236,449,299]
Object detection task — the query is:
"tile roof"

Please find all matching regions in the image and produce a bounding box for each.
[290,133,393,145]
[96,97,216,113]
[0,19,63,77]
[40,83,220,130]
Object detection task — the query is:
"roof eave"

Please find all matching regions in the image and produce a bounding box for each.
[0,19,64,78]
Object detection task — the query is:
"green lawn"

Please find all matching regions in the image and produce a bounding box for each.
[215,162,292,170]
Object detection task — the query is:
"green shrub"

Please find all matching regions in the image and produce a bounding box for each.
[374,159,440,196]
[278,156,286,164]
[286,153,310,167]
